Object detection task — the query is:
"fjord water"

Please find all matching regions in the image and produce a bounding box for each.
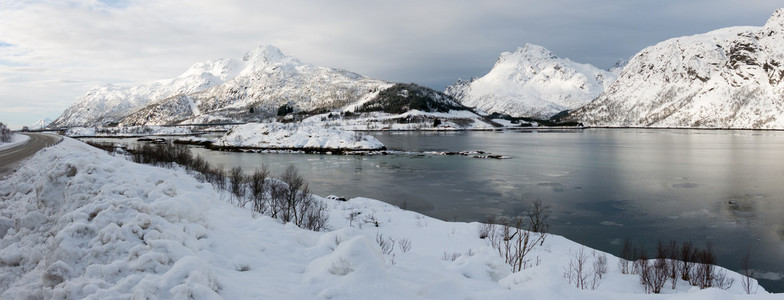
[132,129,784,291]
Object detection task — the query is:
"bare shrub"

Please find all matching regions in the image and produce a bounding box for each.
[376,233,395,255]
[491,216,546,272]
[680,241,696,282]
[593,251,607,280]
[693,244,716,289]
[563,247,602,290]
[229,166,247,206]
[526,199,551,234]
[442,251,461,261]
[0,123,11,143]
[249,166,270,214]
[398,238,412,253]
[618,238,633,274]
[636,250,652,294]
[740,251,758,294]
[477,216,495,239]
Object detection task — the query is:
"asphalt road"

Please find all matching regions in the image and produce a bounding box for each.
[0,133,62,178]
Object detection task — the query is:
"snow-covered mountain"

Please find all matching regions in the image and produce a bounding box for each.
[571,9,784,129]
[446,44,618,119]
[49,58,241,128]
[119,45,392,126]
[30,118,53,130]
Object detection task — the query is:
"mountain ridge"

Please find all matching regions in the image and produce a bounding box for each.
[570,9,784,129]
[445,43,618,119]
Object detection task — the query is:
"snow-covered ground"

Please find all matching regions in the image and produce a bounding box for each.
[0,138,777,299]
[0,133,30,151]
[214,122,385,150]
[65,126,193,137]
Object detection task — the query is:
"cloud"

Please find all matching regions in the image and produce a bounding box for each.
[0,0,781,128]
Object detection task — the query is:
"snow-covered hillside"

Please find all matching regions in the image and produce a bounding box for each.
[213,122,385,150]
[0,139,775,299]
[119,45,391,126]
[49,59,241,128]
[446,44,618,119]
[572,9,784,129]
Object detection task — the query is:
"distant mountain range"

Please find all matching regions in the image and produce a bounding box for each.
[570,9,784,129]
[50,46,490,128]
[50,9,784,129]
[445,43,619,119]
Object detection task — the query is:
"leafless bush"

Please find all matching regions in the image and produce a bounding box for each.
[490,216,546,272]
[693,244,717,289]
[376,233,395,255]
[564,247,590,289]
[740,251,758,294]
[636,250,653,294]
[442,251,461,261]
[593,251,607,280]
[477,216,495,239]
[0,123,12,143]
[229,166,247,205]
[666,240,680,289]
[618,238,633,274]
[680,241,696,282]
[526,199,551,234]
[249,166,270,214]
[398,238,412,253]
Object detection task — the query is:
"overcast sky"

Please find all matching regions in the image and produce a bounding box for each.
[0,0,781,129]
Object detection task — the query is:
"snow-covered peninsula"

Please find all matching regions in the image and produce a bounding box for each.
[212,122,385,151]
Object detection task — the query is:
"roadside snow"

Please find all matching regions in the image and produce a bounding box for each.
[0,139,777,299]
[214,122,385,150]
[0,133,30,151]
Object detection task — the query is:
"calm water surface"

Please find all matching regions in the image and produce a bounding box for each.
[88,129,784,292]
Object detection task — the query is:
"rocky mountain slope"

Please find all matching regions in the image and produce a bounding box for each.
[50,45,392,127]
[445,44,618,119]
[49,58,241,128]
[571,9,784,129]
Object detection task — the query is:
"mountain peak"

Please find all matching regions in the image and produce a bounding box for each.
[762,8,784,35]
[514,43,559,60]
[243,44,288,64]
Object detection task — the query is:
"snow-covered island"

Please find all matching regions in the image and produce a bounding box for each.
[0,138,776,299]
[211,122,386,152]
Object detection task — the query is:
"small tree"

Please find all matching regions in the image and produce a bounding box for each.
[526,198,551,234]
[740,251,758,294]
[249,166,270,214]
[0,122,12,143]
[229,167,247,206]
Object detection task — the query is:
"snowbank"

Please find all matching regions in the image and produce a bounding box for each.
[0,133,30,151]
[0,139,777,299]
[214,122,385,150]
[65,126,193,137]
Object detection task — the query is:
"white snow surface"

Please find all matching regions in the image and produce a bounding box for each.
[446,44,618,119]
[214,122,385,150]
[574,9,784,129]
[0,133,30,151]
[0,139,778,299]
